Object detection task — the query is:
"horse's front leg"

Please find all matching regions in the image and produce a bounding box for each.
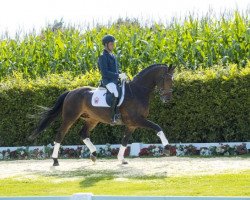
[134,118,170,155]
[118,126,135,164]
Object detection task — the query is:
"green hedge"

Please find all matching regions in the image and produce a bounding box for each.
[0,63,249,146]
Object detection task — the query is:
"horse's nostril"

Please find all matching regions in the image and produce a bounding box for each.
[162,99,168,103]
[165,98,171,103]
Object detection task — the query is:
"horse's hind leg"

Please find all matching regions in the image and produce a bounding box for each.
[52,118,76,166]
[79,120,98,163]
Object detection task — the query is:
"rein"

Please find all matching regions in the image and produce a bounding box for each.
[128,82,134,98]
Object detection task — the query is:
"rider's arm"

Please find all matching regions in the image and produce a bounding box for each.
[98,55,119,79]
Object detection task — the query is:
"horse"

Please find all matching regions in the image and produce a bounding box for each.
[28,64,175,166]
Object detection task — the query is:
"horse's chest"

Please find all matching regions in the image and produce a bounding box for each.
[135,100,150,117]
[142,107,150,117]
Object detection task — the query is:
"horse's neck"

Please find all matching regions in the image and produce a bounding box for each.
[126,72,157,102]
[132,70,159,91]
[125,82,150,102]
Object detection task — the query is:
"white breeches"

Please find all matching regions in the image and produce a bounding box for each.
[106,82,118,97]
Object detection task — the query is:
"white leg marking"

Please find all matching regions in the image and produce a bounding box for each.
[157,131,169,146]
[117,145,126,161]
[83,138,97,153]
[52,142,60,158]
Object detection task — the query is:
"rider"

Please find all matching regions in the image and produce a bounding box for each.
[98,34,127,124]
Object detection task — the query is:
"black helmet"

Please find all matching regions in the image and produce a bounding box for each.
[102,35,115,45]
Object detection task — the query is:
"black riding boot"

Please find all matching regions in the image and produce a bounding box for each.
[110,95,120,125]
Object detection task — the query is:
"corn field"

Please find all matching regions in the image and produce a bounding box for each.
[0,11,249,79]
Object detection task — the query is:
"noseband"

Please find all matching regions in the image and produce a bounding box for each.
[157,73,174,96]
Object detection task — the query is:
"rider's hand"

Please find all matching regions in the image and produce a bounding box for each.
[119,73,127,80]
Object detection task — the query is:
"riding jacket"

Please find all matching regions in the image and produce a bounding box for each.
[98,49,120,86]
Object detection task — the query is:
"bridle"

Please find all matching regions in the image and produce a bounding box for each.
[157,73,174,97]
[129,72,174,98]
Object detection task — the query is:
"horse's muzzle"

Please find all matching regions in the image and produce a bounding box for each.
[159,89,173,103]
[161,96,171,103]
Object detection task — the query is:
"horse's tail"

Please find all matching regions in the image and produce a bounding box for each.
[28,91,70,141]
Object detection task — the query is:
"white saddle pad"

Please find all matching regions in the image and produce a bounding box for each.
[90,80,126,107]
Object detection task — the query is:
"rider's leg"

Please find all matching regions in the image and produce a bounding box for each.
[106,82,119,98]
[106,83,119,123]
[110,94,119,122]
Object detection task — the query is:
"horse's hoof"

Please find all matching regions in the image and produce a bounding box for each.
[53,158,59,166]
[121,160,128,165]
[90,154,97,162]
[163,148,170,156]
[53,162,59,166]
[164,150,170,156]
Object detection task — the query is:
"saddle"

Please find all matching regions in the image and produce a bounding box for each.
[90,80,126,107]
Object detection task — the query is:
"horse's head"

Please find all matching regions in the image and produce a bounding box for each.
[156,65,175,103]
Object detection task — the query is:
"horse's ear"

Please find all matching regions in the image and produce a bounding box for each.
[168,64,175,72]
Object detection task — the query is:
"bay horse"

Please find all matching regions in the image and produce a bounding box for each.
[29,64,175,166]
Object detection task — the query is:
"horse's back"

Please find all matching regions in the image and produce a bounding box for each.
[63,86,95,104]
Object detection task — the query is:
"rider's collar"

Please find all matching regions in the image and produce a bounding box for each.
[104,49,113,55]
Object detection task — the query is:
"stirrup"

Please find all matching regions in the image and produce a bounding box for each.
[110,117,117,125]
[111,114,122,125]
